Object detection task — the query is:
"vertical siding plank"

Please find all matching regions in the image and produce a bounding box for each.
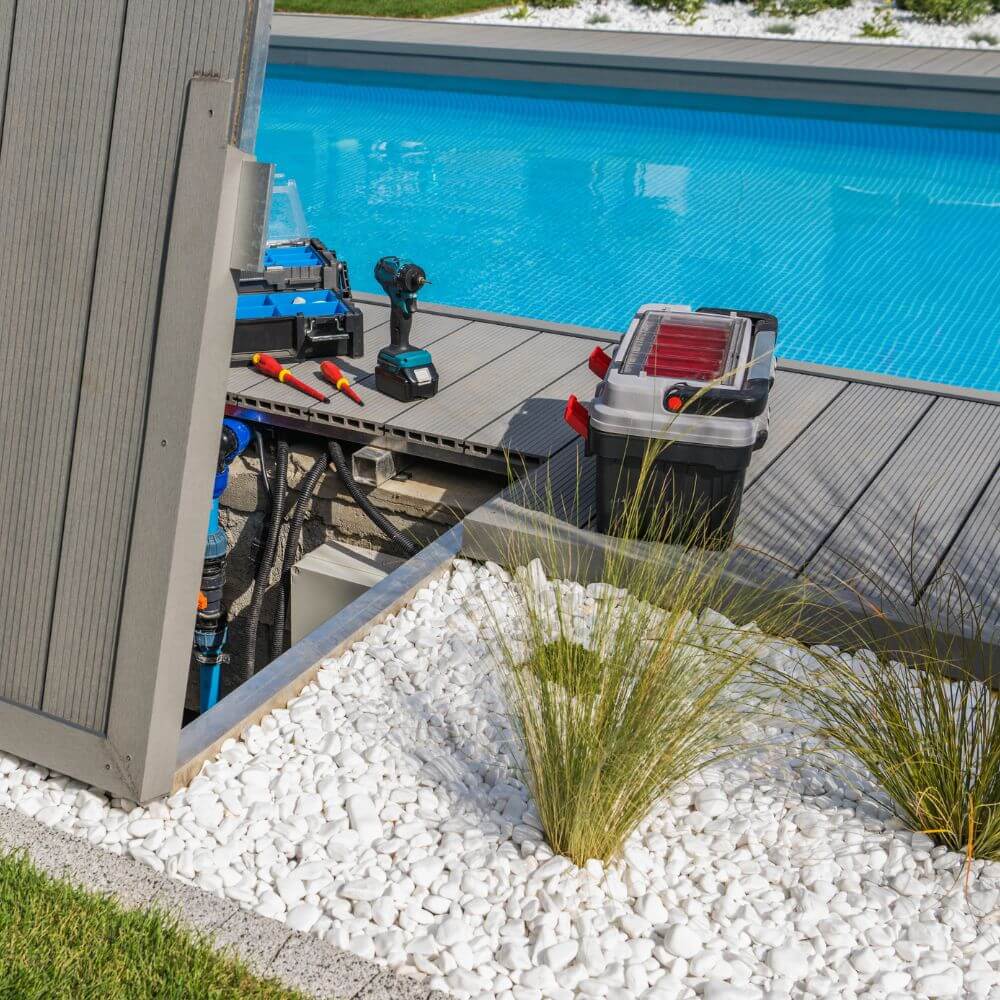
[0,0,125,710]
[0,1,15,139]
[42,1,249,730]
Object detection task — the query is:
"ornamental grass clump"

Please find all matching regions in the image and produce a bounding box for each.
[487,443,806,865]
[767,551,1000,861]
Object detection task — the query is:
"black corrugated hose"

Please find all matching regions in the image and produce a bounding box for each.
[243,437,289,681]
[270,453,327,660]
[254,427,271,497]
[327,440,419,558]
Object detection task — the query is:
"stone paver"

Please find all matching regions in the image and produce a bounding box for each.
[268,931,380,999]
[210,907,294,979]
[360,968,437,1000]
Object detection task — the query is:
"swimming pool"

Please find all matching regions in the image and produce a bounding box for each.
[257,66,1000,392]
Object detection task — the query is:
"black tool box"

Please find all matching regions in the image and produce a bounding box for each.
[238,238,352,297]
[232,239,364,363]
[232,289,364,364]
[565,304,777,548]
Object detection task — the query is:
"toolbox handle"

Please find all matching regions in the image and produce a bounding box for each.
[670,308,777,418]
[588,346,612,380]
[564,394,590,440]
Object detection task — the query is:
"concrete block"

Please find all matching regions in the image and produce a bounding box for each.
[357,968,432,1000]
[148,876,243,934]
[268,930,380,999]
[0,807,161,911]
[371,459,502,525]
[210,906,293,978]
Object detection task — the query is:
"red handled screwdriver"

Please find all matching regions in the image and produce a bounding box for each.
[251,352,329,404]
[320,360,364,407]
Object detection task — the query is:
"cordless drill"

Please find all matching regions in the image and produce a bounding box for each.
[374,256,439,402]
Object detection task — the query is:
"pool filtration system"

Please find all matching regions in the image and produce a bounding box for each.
[373,256,439,403]
[192,417,252,712]
[565,304,777,548]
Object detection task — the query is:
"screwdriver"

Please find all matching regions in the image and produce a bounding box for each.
[320,360,364,407]
[251,352,329,404]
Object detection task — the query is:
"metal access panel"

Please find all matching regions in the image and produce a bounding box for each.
[0,0,272,801]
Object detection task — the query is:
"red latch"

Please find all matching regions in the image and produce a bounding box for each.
[564,394,590,440]
[588,346,612,379]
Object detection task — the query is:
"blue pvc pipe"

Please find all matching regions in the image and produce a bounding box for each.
[199,663,222,714]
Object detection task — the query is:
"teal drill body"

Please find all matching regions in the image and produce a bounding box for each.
[374,256,439,402]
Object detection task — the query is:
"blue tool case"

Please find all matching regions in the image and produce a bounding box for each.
[232,288,364,364]
[238,238,352,297]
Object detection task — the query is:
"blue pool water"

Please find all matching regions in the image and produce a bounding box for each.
[257,66,1000,392]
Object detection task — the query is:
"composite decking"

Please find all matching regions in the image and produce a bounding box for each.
[226,297,617,470]
[229,297,1000,642]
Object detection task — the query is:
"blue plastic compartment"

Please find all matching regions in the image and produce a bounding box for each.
[263,244,325,269]
[235,289,349,321]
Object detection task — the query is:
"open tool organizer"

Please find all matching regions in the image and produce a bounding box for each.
[233,239,363,363]
[566,304,777,547]
[238,238,351,295]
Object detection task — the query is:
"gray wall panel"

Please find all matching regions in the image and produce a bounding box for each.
[0,1,269,798]
[0,0,126,710]
[43,0,250,731]
[0,1,14,137]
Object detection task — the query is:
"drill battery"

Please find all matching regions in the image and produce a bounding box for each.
[374,348,439,402]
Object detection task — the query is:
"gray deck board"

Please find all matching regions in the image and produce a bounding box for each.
[924,469,1000,633]
[737,383,932,576]
[471,359,604,459]
[502,439,596,528]
[805,398,1000,602]
[390,330,607,444]
[746,371,846,486]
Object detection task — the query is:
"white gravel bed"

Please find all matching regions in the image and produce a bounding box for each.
[453,2,1000,50]
[3,559,1000,1000]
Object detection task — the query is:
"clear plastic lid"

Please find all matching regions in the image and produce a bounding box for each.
[619,310,746,384]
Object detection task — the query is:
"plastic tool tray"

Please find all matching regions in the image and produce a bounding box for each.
[238,238,352,297]
[232,288,364,364]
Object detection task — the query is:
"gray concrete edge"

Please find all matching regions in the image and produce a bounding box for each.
[461,494,1000,682]
[0,804,446,1000]
[175,523,464,787]
[268,14,1000,118]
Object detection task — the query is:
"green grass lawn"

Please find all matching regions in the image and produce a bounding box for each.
[277,0,505,18]
[0,849,308,1000]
